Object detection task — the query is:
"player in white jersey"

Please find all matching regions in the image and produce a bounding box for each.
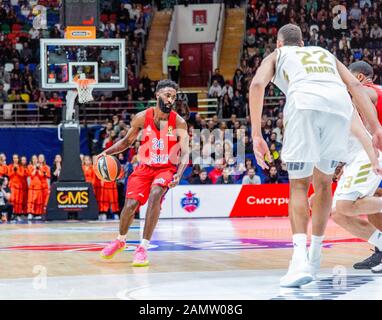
[328,62,382,273]
[249,24,382,288]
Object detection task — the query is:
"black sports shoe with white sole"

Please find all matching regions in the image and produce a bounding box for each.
[353,247,382,270]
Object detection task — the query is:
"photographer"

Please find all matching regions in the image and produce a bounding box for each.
[0,176,12,223]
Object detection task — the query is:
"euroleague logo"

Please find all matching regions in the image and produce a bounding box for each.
[180,191,200,213]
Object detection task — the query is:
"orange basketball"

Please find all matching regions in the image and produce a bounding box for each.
[94,155,121,182]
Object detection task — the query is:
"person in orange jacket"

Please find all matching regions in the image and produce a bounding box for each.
[0,153,8,178]
[8,154,26,218]
[27,155,44,219]
[83,155,95,186]
[20,156,29,216]
[38,154,51,214]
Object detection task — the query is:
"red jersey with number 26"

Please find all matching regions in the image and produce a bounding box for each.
[138,107,179,169]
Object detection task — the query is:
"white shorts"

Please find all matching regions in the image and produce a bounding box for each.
[282,102,351,178]
[286,160,339,179]
[332,150,382,207]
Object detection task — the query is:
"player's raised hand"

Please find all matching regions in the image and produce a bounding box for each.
[372,128,382,152]
[253,136,271,170]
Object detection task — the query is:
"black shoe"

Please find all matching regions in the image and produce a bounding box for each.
[353,247,382,269]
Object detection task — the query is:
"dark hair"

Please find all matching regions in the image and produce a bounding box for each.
[277,24,303,46]
[348,61,374,78]
[156,79,178,92]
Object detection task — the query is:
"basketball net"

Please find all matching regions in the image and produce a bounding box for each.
[73,74,96,104]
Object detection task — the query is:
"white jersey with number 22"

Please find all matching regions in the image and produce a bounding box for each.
[272,46,353,120]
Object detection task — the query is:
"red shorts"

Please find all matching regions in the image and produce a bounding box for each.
[126,164,177,206]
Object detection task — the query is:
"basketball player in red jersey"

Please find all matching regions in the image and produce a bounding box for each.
[328,61,382,272]
[99,80,189,266]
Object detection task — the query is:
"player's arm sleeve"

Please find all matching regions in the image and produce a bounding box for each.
[336,59,382,134]
[249,51,277,138]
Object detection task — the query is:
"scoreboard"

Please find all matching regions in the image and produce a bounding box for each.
[62,0,100,27]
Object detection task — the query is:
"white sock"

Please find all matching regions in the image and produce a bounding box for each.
[140,239,150,249]
[292,233,307,263]
[309,235,324,262]
[117,234,127,242]
[368,230,382,251]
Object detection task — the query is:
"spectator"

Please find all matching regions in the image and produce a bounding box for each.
[227,114,237,129]
[38,91,49,121]
[0,176,12,223]
[232,90,245,117]
[0,154,8,177]
[244,135,253,154]
[268,132,282,151]
[187,164,201,184]
[167,49,182,83]
[269,143,281,161]
[349,3,362,22]
[370,23,382,40]
[48,92,63,124]
[210,68,225,87]
[216,167,234,184]
[191,169,212,185]
[208,80,222,99]
[221,81,234,100]
[272,118,283,143]
[208,159,225,184]
[264,165,280,184]
[278,162,289,183]
[242,167,261,185]
[220,94,232,118]
[0,83,7,104]
[51,154,62,183]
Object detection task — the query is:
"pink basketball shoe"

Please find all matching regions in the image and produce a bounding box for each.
[100,239,126,260]
[131,245,149,267]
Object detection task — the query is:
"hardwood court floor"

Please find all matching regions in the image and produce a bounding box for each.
[0,217,381,299]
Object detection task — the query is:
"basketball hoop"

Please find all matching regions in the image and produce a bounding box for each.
[73,74,96,104]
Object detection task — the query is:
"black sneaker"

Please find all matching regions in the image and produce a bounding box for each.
[353,247,382,269]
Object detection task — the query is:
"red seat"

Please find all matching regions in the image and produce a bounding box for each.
[268,27,278,37]
[248,28,257,35]
[7,33,18,44]
[258,27,267,35]
[12,24,22,33]
[109,13,117,23]
[100,14,109,24]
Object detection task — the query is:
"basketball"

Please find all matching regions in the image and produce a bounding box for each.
[94,155,121,182]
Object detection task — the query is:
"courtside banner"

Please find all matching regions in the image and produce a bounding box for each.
[139,184,295,219]
[229,184,290,217]
[172,185,242,218]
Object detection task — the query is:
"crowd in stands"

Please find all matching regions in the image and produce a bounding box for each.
[207,0,382,183]
[0,0,153,123]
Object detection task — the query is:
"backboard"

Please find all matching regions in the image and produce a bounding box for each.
[40,39,126,90]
